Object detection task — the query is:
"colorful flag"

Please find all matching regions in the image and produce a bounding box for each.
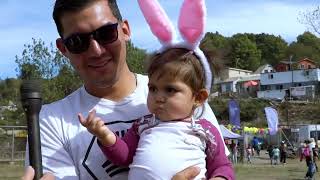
[228,99,240,127]
[264,107,279,135]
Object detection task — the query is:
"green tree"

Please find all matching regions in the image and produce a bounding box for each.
[0,78,24,126]
[286,32,320,63]
[0,78,21,106]
[201,31,229,50]
[15,38,82,103]
[254,33,288,65]
[126,41,147,74]
[15,38,59,79]
[200,32,231,76]
[297,31,320,49]
[228,34,261,71]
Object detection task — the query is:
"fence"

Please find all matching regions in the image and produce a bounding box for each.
[0,126,27,162]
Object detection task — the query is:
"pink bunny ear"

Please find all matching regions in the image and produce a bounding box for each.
[138,0,174,44]
[178,0,206,45]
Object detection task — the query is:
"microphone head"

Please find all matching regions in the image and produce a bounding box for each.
[20,79,42,100]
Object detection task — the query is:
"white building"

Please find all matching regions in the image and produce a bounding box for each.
[215,67,253,93]
[257,68,320,100]
[254,64,274,74]
[297,124,320,144]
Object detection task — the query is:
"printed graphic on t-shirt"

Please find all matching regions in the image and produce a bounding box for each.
[82,119,138,179]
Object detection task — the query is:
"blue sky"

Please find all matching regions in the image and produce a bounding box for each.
[0,0,318,79]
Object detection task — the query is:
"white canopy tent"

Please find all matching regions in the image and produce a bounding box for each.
[219,125,242,139]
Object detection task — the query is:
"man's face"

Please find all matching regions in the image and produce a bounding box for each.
[56,1,130,90]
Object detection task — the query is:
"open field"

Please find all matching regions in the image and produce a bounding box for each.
[235,150,320,180]
[0,161,24,180]
[235,159,320,180]
[0,151,319,180]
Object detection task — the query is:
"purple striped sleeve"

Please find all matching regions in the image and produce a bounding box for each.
[98,124,140,166]
[198,119,235,180]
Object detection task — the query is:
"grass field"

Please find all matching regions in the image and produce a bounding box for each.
[0,161,24,180]
[235,160,319,180]
[0,151,319,180]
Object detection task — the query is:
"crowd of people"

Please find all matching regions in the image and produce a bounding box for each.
[225,136,291,166]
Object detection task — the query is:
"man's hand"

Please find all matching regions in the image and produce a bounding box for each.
[78,109,116,146]
[209,177,227,180]
[172,166,200,180]
[21,166,55,180]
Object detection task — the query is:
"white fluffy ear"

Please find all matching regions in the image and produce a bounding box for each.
[138,0,175,45]
[178,0,206,46]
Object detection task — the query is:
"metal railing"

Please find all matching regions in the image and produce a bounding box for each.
[0,126,27,162]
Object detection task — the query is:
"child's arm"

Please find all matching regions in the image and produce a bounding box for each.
[198,120,235,180]
[300,149,304,161]
[78,110,116,146]
[98,125,140,166]
[78,110,139,166]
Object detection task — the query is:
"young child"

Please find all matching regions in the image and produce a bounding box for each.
[272,146,280,165]
[246,145,254,164]
[267,145,274,165]
[79,0,234,179]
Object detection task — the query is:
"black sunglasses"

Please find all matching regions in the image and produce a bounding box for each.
[63,23,118,54]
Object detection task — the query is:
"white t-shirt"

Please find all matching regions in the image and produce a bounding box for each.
[129,120,207,180]
[25,74,228,180]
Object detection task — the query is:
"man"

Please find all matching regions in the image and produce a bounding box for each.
[252,136,260,156]
[24,0,228,179]
[280,141,287,164]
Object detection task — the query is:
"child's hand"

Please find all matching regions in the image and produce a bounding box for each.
[78,109,116,146]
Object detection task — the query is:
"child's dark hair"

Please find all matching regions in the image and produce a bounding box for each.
[147,48,206,94]
[147,48,208,118]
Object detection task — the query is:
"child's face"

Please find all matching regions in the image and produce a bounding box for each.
[147,73,196,121]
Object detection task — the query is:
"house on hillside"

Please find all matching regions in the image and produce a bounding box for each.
[235,64,274,97]
[258,58,319,100]
[297,58,317,70]
[236,74,260,97]
[257,68,320,100]
[275,58,317,72]
[214,67,253,93]
[215,65,275,97]
[274,61,292,72]
[254,64,274,74]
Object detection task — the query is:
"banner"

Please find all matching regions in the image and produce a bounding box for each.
[291,86,306,96]
[228,99,240,128]
[264,107,279,135]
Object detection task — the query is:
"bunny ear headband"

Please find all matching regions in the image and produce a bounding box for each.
[138,0,212,92]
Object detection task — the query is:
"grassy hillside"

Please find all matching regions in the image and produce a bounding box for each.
[209,97,320,126]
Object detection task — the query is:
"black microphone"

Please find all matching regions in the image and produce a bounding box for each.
[20,80,43,180]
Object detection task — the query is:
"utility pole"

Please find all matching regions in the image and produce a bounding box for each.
[286,101,289,126]
[287,55,293,127]
[289,55,293,101]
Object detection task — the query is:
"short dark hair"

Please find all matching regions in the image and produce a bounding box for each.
[147,48,206,94]
[53,0,122,37]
